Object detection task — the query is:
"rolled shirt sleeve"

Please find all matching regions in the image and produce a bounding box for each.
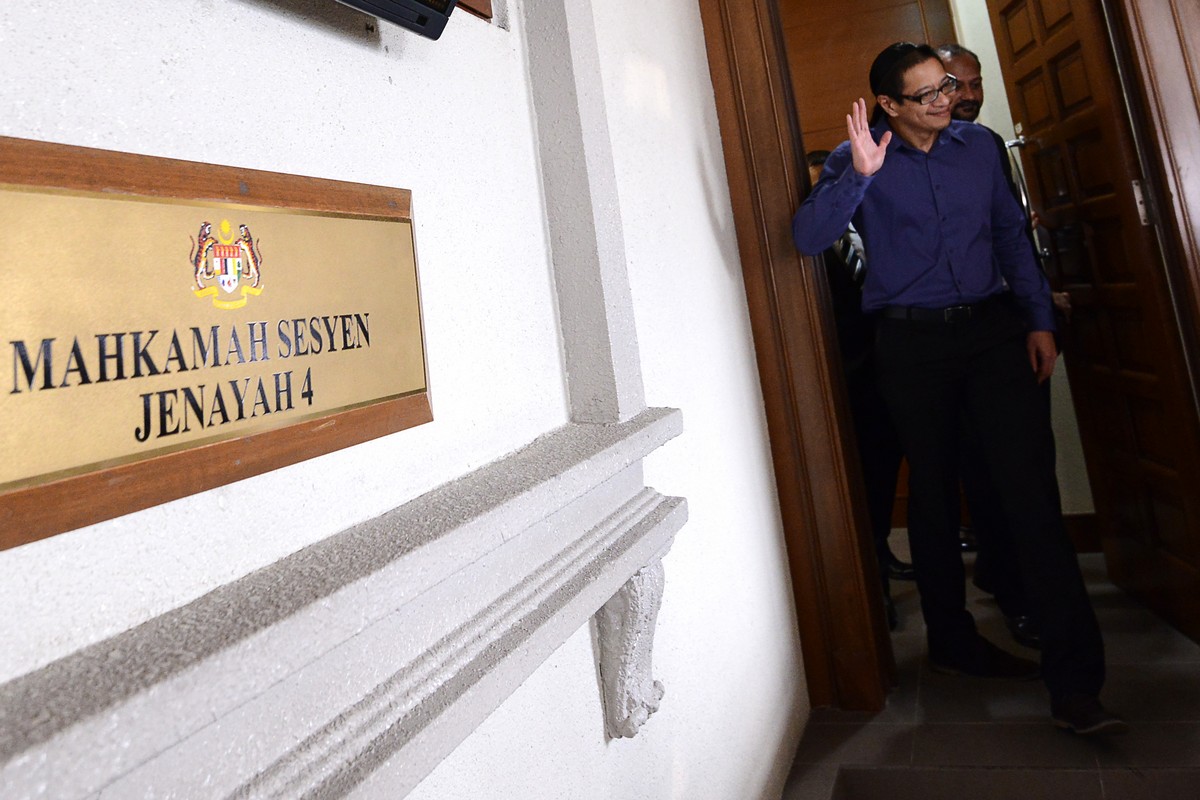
[792,143,873,256]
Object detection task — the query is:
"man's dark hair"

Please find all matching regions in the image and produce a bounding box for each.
[935,43,981,68]
[869,42,941,100]
[867,42,941,124]
[806,150,832,169]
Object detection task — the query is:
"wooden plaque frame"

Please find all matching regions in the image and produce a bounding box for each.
[0,137,432,551]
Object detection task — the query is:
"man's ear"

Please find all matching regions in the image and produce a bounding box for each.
[876,94,900,118]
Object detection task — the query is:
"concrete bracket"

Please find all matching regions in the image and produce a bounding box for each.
[595,547,670,739]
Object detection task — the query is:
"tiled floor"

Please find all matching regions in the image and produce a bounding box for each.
[781,546,1200,799]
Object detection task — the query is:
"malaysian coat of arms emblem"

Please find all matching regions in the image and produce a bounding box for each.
[191,219,264,309]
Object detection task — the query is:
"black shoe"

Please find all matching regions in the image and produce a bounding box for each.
[929,636,1040,680]
[959,526,978,553]
[1006,614,1041,650]
[887,555,916,581]
[1051,695,1128,735]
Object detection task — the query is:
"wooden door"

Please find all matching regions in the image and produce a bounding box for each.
[989,0,1200,640]
[778,0,956,152]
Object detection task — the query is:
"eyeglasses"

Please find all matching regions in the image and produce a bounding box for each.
[900,75,960,105]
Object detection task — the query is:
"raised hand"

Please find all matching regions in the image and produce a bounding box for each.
[847,98,891,177]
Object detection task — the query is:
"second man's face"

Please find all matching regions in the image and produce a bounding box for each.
[944,54,984,122]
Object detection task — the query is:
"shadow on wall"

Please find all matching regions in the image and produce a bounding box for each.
[695,146,742,278]
[235,0,384,46]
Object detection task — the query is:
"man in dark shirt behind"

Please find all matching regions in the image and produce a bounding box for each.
[793,42,1123,734]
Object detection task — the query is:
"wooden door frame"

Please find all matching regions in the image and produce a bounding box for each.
[697,0,892,711]
[1098,0,1200,638]
[695,0,1200,708]
[1105,0,1200,413]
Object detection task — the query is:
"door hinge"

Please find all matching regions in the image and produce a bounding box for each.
[1132,179,1153,226]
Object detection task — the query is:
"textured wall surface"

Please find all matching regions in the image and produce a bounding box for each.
[0,0,568,682]
[406,1,807,798]
[0,1,806,798]
[597,0,810,793]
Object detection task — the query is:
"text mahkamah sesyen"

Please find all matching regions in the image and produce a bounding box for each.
[9,314,371,442]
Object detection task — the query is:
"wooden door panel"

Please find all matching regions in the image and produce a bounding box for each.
[1039,0,1074,31]
[780,5,928,139]
[1052,229,1088,280]
[1042,21,1078,54]
[1072,134,1116,197]
[1109,307,1158,373]
[779,0,955,153]
[990,0,1200,641]
[1052,47,1093,112]
[997,2,1038,56]
[1015,71,1056,127]
[1033,147,1073,214]
[1107,333,1159,383]
[1127,395,1174,464]
[1069,304,1109,362]
[1087,218,1135,283]
[1052,108,1102,144]
[1134,481,1191,559]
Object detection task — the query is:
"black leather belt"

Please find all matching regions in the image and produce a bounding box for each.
[881,296,1001,323]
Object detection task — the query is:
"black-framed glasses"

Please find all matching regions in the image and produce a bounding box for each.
[900,75,960,105]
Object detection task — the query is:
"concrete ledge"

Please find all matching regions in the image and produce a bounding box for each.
[0,408,684,799]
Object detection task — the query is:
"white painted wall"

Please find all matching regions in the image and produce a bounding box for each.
[949,0,1096,514]
[407,2,807,798]
[0,0,569,683]
[1,1,805,797]
[948,0,1020,140]
[598,0,808,791]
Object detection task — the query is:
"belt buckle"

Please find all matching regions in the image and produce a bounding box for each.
[944,304,972,322]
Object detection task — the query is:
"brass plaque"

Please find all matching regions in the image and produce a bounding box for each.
[0,137,431,548]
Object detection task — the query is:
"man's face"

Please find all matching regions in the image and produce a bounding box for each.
[943,54,984,121]
[884,58,954,136]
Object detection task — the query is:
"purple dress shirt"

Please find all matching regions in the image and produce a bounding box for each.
[793,120,1055,332]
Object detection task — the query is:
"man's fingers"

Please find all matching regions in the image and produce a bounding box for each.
[1027,332,1057,384]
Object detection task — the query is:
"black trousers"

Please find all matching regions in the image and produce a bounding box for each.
[845,352,905,597]
[959,379,1056,619]
[874,296,1104,701]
